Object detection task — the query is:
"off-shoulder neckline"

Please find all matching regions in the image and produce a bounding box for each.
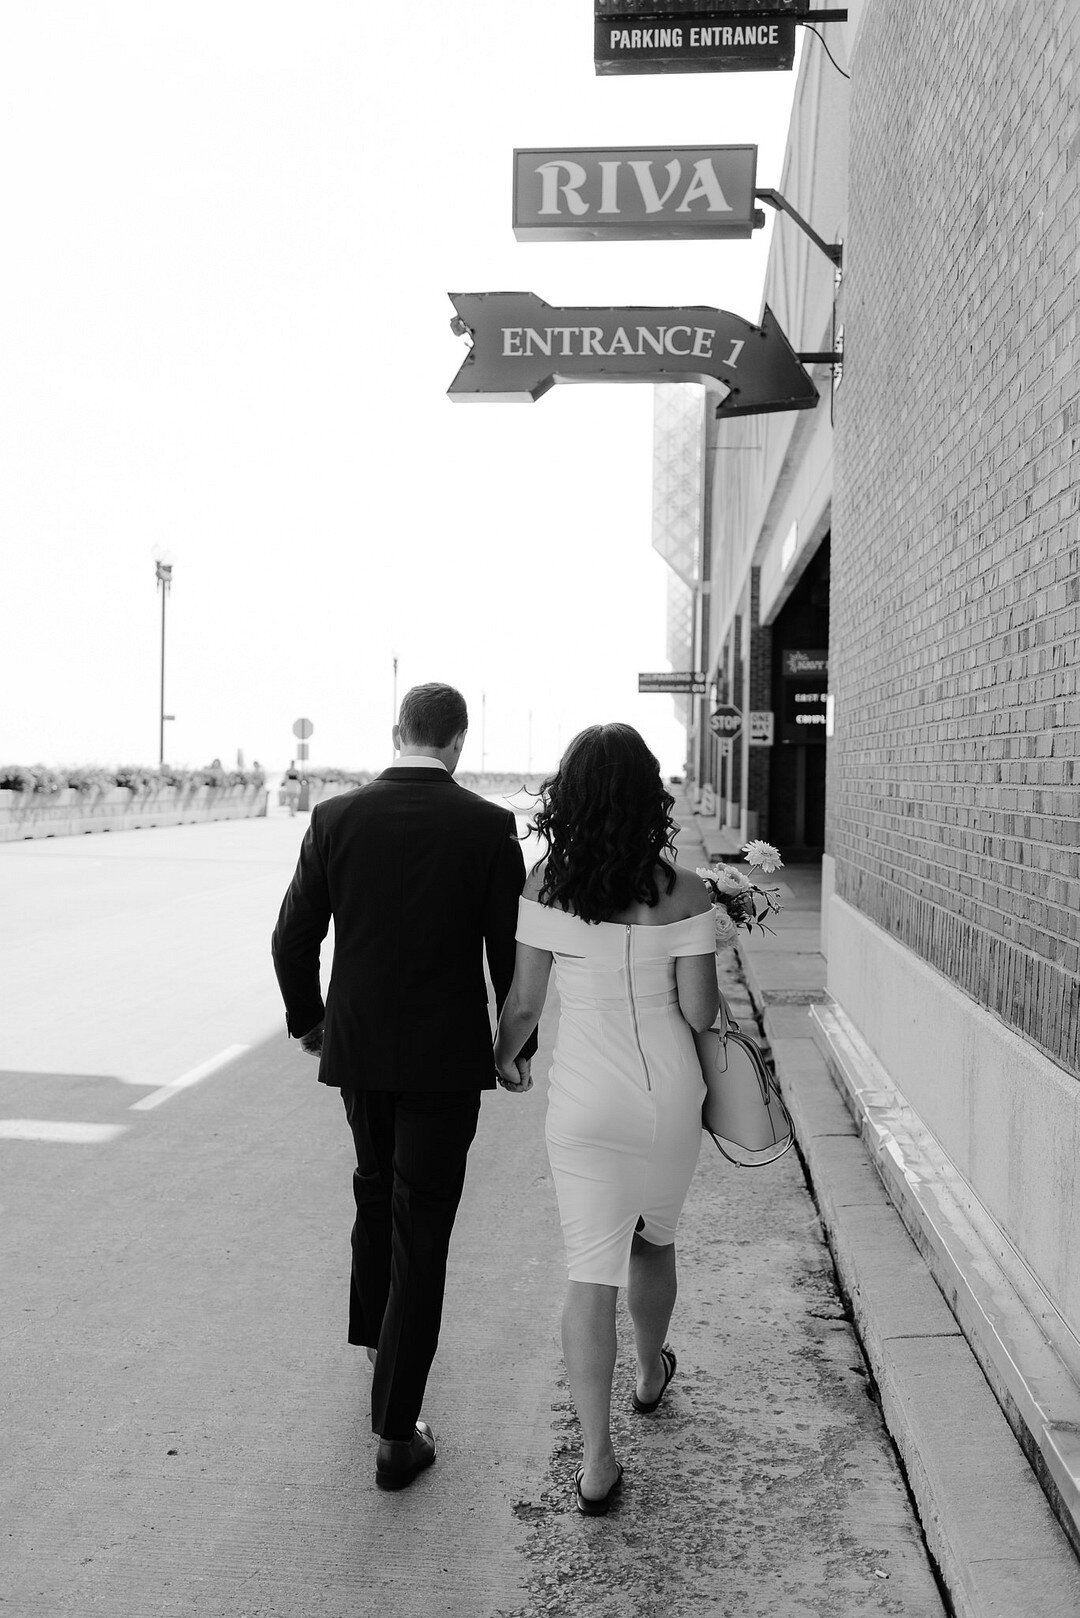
[519,896,708,930]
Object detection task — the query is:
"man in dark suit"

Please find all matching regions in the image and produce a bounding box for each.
[271,683,534,1490]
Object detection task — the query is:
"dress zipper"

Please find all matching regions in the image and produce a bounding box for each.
[625,925,652,1091]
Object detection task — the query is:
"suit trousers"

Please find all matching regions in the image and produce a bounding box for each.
[341,1087,482,1440]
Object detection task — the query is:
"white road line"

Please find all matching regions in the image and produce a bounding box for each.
[0,1120,128,1143]
[130,1044,250,1112]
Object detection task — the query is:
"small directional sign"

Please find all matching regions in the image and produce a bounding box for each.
[710,704,743,739]
[639,670,709,694]
[448,294,817,417]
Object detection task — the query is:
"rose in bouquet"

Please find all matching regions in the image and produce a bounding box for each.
[696,841,783,948]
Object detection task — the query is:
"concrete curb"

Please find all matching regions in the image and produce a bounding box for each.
[730,908,1080,1617]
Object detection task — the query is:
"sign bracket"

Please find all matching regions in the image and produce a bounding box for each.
[755,188,842,269]
[594,6,848,75]
[797,325,844,406]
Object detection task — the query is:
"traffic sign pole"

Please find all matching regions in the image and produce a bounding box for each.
[291,718,314,769]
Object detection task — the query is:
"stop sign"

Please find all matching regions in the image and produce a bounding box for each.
[710,704,743,739]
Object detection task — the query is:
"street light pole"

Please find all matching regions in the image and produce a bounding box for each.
[481,690,487,773]
[155,561,173,766]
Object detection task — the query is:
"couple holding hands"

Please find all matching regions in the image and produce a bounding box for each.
[272,682,718,1513]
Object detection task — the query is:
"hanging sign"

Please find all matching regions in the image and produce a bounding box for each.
[513,146,759,242]
[639,671,709,694]
[595,8,796,74]
[779,649,828,744]
[448,295,817,416]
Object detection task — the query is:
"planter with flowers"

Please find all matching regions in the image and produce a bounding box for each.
[0,765,268,841]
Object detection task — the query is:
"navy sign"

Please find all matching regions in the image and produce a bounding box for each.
[779,649,828,745]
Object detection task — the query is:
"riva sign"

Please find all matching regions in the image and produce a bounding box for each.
[513,146,758,241]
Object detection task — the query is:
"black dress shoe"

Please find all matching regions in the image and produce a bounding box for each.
[375,1421,437,1491]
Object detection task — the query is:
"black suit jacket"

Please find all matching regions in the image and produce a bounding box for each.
[271,768,535,1092]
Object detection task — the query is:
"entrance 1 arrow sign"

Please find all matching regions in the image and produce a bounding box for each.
[448,293,817,417]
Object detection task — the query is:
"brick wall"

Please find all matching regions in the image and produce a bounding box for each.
[831,1,1080,1074]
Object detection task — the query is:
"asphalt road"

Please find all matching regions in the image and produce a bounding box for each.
[1,808,947,1617]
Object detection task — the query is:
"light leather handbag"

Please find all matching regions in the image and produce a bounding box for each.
[694,997,793,1167]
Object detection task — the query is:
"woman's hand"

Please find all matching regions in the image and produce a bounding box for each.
[495,1054,533,1093]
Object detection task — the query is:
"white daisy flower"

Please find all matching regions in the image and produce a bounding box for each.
[742,840,783,875]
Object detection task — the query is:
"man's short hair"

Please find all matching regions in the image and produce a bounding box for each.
[398,683,469,749]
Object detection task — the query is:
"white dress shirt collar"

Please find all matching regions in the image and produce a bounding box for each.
[393,754,449,771]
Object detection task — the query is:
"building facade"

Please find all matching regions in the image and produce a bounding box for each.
[685,0,1080,1549]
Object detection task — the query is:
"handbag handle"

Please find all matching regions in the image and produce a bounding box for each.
[716,988,739,1038]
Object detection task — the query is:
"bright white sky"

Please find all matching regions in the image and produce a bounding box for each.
[0,3,799,776]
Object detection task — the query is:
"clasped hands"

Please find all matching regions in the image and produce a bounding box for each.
[299,1017,531,1094]
[495,1055,532,1094]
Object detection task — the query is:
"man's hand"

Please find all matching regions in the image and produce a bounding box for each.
[299,1019,324,1056]
[496,1055,532,1094]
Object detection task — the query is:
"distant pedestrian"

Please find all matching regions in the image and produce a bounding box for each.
[281,764,301,816]
[271,683,536,1491]
[494,723,719,1515]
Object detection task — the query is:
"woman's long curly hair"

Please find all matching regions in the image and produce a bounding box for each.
[532,723,679,924]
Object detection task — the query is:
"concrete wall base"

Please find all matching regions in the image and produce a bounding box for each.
[811,989,1080,1561]
[0,787,268,840]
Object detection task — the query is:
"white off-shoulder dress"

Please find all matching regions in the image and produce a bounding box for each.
[515,897,715,1288]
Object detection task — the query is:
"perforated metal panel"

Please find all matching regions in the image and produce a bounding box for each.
[653,385,706,725]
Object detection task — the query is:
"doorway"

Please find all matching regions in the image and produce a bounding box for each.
[768,539,829,860]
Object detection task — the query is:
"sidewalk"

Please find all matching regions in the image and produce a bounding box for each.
[514,793,952,1617]
[687,804,1080,1618]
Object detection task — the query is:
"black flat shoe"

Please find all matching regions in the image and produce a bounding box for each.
[375,1421,437,1491]
[575,1461,624,1517]
[631,1345,677,1414]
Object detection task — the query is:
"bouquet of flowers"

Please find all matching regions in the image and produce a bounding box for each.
[697,840,784,948]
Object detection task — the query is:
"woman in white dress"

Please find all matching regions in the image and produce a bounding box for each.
[493,724,719,1515]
